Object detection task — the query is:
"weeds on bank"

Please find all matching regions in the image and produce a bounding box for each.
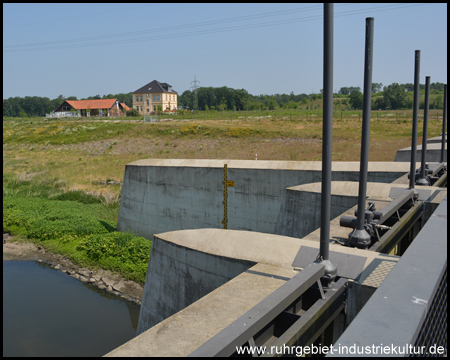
[3,176,151,284]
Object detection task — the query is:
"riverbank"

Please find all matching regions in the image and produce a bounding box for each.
[3,233,144,305]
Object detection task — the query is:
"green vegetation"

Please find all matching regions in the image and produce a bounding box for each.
[3,174,151,284]
[179,82,446,111]
[3,82,445,118]
[3,104,445,284]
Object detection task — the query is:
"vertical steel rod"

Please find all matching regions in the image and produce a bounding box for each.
[418,76,430,185]
[355,17,374,237]
[441,84,447,163]
[320,3,333,261]
[409,50,420,189]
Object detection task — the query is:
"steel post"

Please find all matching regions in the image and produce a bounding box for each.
[351,17,374,248]
[409,50,420,190]
[319,3,337,287]
[417,76,431,185]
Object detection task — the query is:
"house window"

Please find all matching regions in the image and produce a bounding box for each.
[140,96,143,102]
[153,95,156,101]
[147,100,149,106]
[153,106,156,111]
[147,109,149,114]
[136,106,139,110]
[157,95,160,101]
[140,106,143,111]
[136,95,139,101]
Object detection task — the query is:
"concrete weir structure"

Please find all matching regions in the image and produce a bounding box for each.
[117,159,412,239]
[106,158,447,357]
[394,134,447,162]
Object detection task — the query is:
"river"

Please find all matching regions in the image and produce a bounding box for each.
[3,260,140,357]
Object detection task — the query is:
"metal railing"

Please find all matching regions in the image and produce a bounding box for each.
[329,196,447,357]
[189,263,348,357]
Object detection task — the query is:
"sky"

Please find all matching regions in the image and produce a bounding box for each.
[3,3,447,100]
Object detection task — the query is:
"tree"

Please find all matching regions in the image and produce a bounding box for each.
[373,97,385,110]
[430,82,445,92]
[349,90,363,110]
[402,83,414,92]
[179,90,194,109]
[267,99,277,110]
[372,83,383,93]
[287,100,298,109]
[383,83,407,109]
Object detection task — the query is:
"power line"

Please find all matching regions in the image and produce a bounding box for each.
[3,4,155,29]
[190,75,201,112]
[4,3,429,53]
[3,4,326,49]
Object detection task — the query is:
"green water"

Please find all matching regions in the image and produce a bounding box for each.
[3,260,140,357]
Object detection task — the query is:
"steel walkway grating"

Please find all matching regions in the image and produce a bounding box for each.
[411,267,447,357]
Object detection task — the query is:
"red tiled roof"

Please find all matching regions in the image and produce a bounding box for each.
[66,99,118,110]
[121,103,130,111]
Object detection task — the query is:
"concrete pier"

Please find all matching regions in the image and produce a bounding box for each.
[106,228,400,357]
[117,159,413,240]
[106,157,446,357]
[394,134,447,162]
[276,179,445,240]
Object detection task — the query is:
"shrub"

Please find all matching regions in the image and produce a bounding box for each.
[126,108,140,117]
[52,190,102,204]
[77,231,151,282]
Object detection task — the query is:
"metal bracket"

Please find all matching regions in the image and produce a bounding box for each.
[222,164,235,229]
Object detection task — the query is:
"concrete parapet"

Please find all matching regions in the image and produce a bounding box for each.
[394,142,447,162]
[106,228,400,357]
[276,180,446,240]
[302,183,446,245]
[106,262,299,357]
[136,232,255,335]
[117,159,412,240]
[426,134,447,144]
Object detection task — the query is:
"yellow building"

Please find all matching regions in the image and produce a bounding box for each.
[132,80,178,115]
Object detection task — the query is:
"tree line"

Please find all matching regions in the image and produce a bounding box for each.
[3,82,446,118]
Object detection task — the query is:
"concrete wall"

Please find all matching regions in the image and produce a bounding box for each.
[394,135,447,162]
[394,143,447,162]
[275,182,362,239]
[108,226,402,357]
[136,234,255,335]
[117,160,411,240]
[274,181,425,239]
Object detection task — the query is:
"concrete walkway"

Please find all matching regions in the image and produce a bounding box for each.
[105,227,400,357]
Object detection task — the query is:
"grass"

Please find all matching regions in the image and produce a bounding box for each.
[3,112,445,283]
[3,112,444,196]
